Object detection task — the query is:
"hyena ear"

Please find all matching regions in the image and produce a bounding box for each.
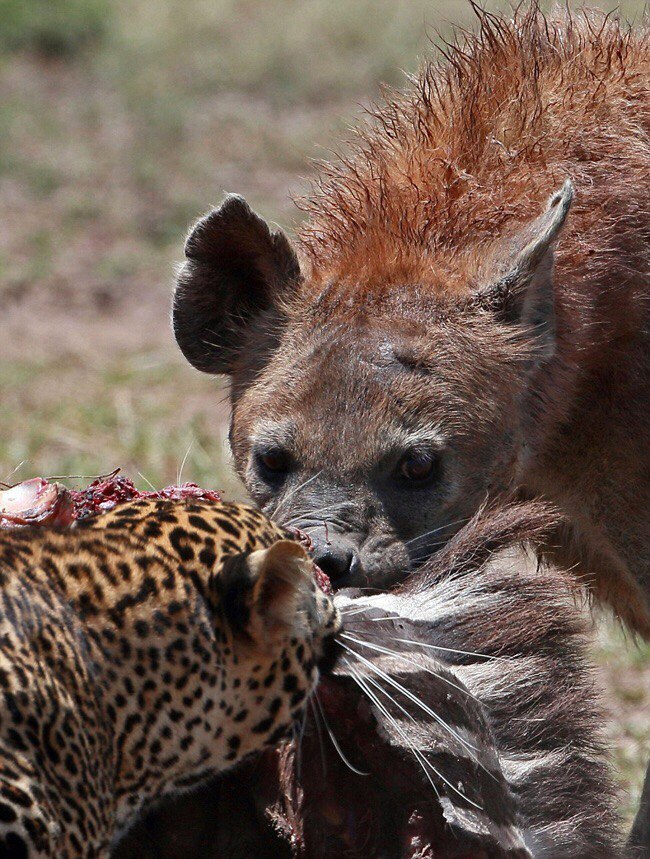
[475,180,574,359]
[173,194,302,374]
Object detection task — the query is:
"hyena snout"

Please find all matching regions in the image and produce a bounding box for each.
[310,532,362,585]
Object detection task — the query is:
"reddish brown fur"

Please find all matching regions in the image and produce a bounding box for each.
[290,5,650,632]
[298,5,648,302]
[169,9,649,848]
[173,5,649,636]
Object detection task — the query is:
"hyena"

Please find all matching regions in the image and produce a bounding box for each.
[172,5,649,847]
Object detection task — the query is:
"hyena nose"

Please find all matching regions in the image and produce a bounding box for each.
[311,537,359,584]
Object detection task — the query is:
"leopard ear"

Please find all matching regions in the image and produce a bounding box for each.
[173,194,302,374]
[215,541,311,640]
[475,180,574,360]
[248,541,312,635]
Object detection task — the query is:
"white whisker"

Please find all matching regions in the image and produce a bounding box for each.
[2,460,27,485]
[308,696,328,779]
[344,661,438,795]
[137,471,159,493]
[286,500,348,521]
[177,440,194,487]
[272,470,324,521]
[404,516,472,547]
[294,706,309,783]
[339,641,480,758]
[340,632,482,704]
[346,662,483,811]
[392,636,506,663]
[359,616,504,661]
[313,692,370,776]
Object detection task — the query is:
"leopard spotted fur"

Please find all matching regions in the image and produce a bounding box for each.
[0,497,339,857]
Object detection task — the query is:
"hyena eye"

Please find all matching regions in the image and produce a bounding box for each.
[397,450,440,484]
[256,448,291,479]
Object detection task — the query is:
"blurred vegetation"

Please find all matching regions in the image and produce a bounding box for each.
[0,352,244,497]
[0,0,647,823]
[592,620,650,826]
[0,0,109,56]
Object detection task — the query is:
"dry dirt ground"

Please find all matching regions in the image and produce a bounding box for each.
[0,0,647,830]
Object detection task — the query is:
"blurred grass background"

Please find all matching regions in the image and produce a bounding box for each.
[0,0,647,828]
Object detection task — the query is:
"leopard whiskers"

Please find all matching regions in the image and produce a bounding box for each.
[343,662,445,798]
[2,459,27,486]
[391,636,506,663]
[345,660,484,810]
[308,696,328,779]
[338,641,481,760]
[313,691,370,777]
[341,633,501,784]
[339,604,380,619]
[176,440,194,488]
[362,618,505,663]
[137,471,159,494]
[344,661,435,789]
[340,632,483,705]
[293,706,309,784]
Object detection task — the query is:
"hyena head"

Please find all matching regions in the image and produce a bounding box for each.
[173,184,572,589]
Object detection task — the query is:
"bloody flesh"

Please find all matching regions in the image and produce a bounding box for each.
[0,474,330,599]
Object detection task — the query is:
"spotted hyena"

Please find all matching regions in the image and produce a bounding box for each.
[174,8,649,637]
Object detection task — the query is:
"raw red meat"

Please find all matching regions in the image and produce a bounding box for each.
[69,473,142,518]
[69,474,222,519]
[0,472,224,526]
[0,474,330,594]
[0,477,75,528]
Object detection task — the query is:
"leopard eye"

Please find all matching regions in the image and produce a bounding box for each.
[397,450,440,484]
[256,449,291,480]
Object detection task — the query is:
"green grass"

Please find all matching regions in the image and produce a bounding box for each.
[0,0,110,56]
[0,355,244,498]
